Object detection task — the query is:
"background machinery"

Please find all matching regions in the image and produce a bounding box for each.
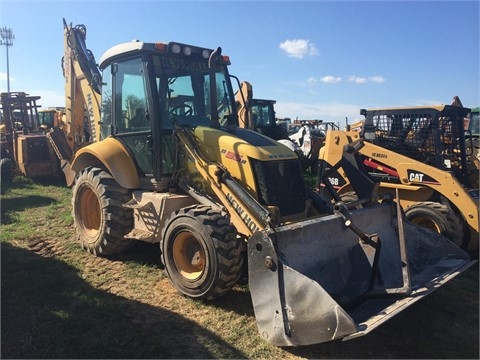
[465,106,479,184]
[235,80,335,173]
[318,102,479,252]
[288,119,339,174]
[0,92,59,182]
[234,80,313,170]
[47,19,474,347]
[38,107,66,131]
[235,81,290,141]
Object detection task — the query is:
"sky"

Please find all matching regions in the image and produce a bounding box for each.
[0,0,479,127]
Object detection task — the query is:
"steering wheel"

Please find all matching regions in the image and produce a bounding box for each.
[169,104,193,117]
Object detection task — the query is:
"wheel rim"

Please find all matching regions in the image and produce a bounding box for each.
[78,186,102,241]
[172,231,205,281]
[409,216,441,233]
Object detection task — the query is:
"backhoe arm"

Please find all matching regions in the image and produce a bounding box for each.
[235,81,253,130]
[62,18,102,149]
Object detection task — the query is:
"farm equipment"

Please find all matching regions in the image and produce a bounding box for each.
[47,19,474,347]
[0,92,59,182]
[318,103,479,252]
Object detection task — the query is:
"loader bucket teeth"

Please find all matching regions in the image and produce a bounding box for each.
[248,202,474,347]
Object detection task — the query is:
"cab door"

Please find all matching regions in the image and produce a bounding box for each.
[107,57,154,176]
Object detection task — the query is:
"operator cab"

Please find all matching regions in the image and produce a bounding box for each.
[97,41,238,187]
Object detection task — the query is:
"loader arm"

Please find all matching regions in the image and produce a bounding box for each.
[175,126,271,236]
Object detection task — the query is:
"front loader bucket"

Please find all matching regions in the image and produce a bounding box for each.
[248,201,474,347]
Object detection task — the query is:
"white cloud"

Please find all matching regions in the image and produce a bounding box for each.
[279,39,319,59]
[305,75,384,85]
[348,75,386,84]
[320,75,342,84]
[368,75,386,83]
[348,76,368,84]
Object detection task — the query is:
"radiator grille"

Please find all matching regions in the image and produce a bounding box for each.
[252,159,305,216]
[25,137,52,162]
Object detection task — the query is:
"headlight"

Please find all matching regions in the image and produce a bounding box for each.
[171,44,181,54]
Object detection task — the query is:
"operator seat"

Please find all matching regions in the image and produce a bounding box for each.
[131,107,147,128]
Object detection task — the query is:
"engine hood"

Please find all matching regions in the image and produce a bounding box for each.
[193,126,298,162]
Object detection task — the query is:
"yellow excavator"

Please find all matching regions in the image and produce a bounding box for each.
[47,19,474,347]
[317,103,479,253]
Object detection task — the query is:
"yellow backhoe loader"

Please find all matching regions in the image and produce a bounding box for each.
[0,92,60,182]
[47,19,474,347]
[318,104,479,253]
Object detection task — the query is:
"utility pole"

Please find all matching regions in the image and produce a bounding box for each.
[0,27,15,92]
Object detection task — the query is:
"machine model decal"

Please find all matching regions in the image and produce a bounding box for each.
[406,170,440,184]
[225,193,259,233]
[86,92,97,142]
[221,148,247,164]
[371,152,388,159]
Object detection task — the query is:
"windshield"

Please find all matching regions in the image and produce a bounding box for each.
[469,111,479,135]
[152,55,236,129]
[39,111,55,127]
[252,103,275,127]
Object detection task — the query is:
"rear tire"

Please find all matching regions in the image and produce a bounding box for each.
[160,205,244,300]
[0,158,13,184]
[405,201,463,247]
[72,167,135,256]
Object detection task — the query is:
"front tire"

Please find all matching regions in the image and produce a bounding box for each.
[405,201,463,247]
[160,205,244,300]
[72,167,134,256]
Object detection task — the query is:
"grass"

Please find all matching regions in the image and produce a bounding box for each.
[0,176,73,241]
[1,175,479,359]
